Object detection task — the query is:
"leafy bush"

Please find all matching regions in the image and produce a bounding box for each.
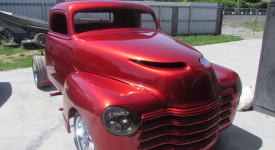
[244,0,261,3]
[220,0,238,8]
[254,1,269,8]
[239,0,253,8]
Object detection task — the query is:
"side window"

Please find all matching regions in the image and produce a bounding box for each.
[141,13,157,30]
[51,13,68,35]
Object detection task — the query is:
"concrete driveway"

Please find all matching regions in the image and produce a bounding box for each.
[0,69,74,150]
[195,39,262,87]
[1,39,274,150]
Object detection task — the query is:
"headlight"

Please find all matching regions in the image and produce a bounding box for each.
[236,75,242,96]
[102,106,139,136]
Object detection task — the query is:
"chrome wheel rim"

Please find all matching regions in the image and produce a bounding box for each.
[32,61,38,84]
[75,115,95,150]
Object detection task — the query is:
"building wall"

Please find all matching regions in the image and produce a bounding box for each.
[138,1,223,35]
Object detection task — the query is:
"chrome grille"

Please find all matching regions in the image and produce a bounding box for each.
[139,88,234,150]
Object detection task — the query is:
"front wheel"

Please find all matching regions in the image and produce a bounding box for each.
[74,112,95,150]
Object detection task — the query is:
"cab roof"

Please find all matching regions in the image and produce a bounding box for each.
[52,1,154,14]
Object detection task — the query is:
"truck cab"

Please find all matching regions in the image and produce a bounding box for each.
[32,1,241,150]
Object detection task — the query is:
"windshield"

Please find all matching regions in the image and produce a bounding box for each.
[74,9,157,33]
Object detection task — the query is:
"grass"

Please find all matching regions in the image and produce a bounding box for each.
[175,35,243,46]
[0,42,43,71]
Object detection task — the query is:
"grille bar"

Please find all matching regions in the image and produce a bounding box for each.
[141,116,220,142]
[222,94,234,103]
[141,107,221,132]
[219,89,234,128]
[220,102,233,112]
[148,133,218,150]
[140,124,219,150]
[142,101,220,121]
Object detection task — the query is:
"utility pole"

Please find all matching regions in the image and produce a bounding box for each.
[253,0,275,117]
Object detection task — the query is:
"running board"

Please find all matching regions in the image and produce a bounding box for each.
[42,80,50,84]
[50,91,62,96]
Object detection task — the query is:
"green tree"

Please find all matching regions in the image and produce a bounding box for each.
[244,0,260,3]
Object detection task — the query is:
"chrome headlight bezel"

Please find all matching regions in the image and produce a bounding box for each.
[102,106,139,136]
[236,74,242,96]
[199,58,211,68]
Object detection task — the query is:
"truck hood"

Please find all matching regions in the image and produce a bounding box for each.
[75,29,202,64]
[72,29,220,109]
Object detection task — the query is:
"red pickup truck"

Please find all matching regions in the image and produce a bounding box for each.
[32,1,241,150]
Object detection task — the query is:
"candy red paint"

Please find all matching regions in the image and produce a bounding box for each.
[45,1,240,150]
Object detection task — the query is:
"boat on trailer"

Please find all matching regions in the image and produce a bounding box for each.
[0,11,49,49]
[0,11,48,33]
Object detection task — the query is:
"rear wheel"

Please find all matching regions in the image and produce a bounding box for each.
[74,112,95,150]
[32,56,50,88]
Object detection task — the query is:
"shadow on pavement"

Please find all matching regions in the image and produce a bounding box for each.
[39,83,57,92]
[0,82,12,108]
[213,125,262,150]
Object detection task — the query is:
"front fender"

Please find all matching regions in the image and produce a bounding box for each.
[212,63,241,130]
[212,63,239,91]
[63,72,160,149]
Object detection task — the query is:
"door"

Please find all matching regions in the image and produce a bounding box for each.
[46,12,73,91]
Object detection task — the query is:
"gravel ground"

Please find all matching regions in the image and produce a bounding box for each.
[222,15,266,39]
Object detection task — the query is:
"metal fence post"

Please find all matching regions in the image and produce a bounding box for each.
[215,3,223,35]
[171,6,179,36]
[159,6,161,28]
[232,8,237,34]
[245,8,248,31]
[188,4,193,35]
[41,1,45,20]
[253,9,259,36]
